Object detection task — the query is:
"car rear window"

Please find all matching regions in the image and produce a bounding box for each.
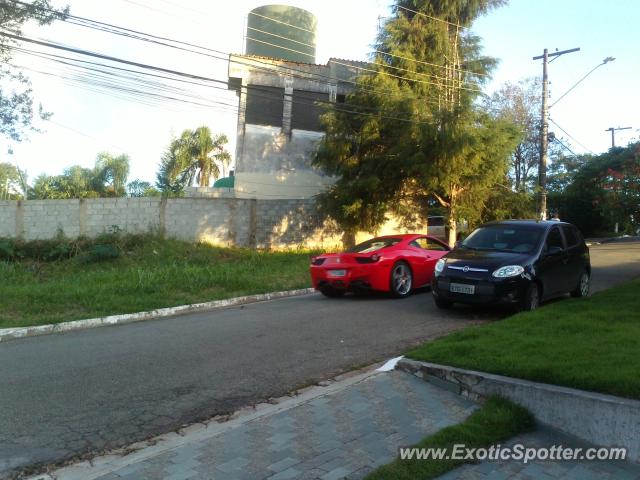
[427,217,445,227]
[462,225,544,253]
[347,238,402,253]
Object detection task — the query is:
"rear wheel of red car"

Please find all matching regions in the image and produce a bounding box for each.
[390,261,413,298]
[320,287,345,298]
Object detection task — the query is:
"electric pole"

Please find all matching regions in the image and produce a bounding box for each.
[605,126,631,148]
[533,47,580,221]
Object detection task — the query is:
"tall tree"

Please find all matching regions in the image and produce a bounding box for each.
[549,143,640,236]
[156,127,231,193]
[315,0,518,245]
[484,78,540,191]
[0,161,25,199]
[127,179,159,197]
[94,152,130,196]
[31,152,131,199]
[1,1,68,142]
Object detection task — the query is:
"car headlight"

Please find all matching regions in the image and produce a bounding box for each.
[492,265,524,278]
[434,258,446,276]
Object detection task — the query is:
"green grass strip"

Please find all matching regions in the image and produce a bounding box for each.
[407,278,640,400]
[0,235,319,329]
[366,396,534,480]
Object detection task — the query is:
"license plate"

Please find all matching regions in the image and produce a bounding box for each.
[450,283,475,294]
[327,269,346,277]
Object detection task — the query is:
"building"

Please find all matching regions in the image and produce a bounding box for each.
[226,5,365,199]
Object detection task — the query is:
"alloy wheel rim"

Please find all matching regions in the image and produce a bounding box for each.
[393,265,412,295]
[580,273,589,296]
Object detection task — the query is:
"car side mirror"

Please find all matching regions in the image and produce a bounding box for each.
[546,246,563,257]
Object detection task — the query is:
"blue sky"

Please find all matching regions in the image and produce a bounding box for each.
[6,0,639,184]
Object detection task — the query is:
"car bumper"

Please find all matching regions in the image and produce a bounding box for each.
[431,273,531,305]
[310,263,391,292]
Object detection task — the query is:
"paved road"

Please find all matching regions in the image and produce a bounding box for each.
[1,242,639,478]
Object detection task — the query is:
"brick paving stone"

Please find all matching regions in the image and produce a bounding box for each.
[85,370,474,479]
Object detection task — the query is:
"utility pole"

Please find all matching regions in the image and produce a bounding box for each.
[533,47,580,221]
[605,126,631,148]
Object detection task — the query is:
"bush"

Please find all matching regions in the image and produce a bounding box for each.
[0,238,16,260]
[0,232,156,263]
[81,243,121,263]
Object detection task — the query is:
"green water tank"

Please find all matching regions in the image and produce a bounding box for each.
[246,5,317,63]
[213,176,235,188]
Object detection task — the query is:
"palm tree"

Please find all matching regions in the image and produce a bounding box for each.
[188,127,231,187]
[95,152,130,196]
[156,127,231,192]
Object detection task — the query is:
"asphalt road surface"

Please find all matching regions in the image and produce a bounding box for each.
[1,242,639,478]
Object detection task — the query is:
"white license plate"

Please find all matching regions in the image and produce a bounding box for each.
[450,283,475,294]
[327,269,346,277]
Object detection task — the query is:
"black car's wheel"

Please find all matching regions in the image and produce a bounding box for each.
[320,287,345,298]
[433,295,453,309]
[390,261,413,298]
[571,270,590,298]
[520,282,539,311]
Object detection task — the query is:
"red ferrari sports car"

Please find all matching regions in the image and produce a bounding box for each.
[310,234,450,298]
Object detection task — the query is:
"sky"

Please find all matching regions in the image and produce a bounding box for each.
[5,0,640,185]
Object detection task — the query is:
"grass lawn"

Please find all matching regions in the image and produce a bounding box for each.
[366,396,533,480]
[0,236,316,329]
[407,278,640,400]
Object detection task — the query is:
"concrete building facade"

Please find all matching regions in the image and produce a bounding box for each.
[227,54,365,199]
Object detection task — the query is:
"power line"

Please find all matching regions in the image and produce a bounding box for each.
[7,0,475,109]
[549,118,594,154]
[247,9,315,34]
[395,4,467,30]
[552,136,578,157]
[2,31,440,126]
[373,49,491,78]
[330,58,482,93]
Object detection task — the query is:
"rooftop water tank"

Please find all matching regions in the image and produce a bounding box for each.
[246,5,317,63]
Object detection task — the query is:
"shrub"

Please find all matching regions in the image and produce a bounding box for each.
[0,238,16,260]
[81,243,121,263]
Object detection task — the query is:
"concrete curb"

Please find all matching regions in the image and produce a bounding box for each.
[397,358,640,462]
[0,288,316,343]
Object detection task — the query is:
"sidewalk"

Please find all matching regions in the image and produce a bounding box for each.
[38,370,476,480]
[34,369,640,480]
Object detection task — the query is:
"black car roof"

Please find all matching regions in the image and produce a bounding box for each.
[482,219,573,230]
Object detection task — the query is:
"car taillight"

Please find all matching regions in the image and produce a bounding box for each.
[356,254,380,264]
[311,257,325,265]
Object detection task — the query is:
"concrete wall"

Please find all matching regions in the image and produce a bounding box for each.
[0,197,343,249]
[399,359,640,463]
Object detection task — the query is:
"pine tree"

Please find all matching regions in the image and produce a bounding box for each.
[315,0,520,245]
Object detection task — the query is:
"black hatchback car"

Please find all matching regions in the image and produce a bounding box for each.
[432,220,590,311]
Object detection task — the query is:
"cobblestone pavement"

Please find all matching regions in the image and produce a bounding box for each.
[440,427,640,480]
[52,370,477,480]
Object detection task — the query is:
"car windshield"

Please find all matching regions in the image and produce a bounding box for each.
[347,237,402,253]
[461,225,543,253]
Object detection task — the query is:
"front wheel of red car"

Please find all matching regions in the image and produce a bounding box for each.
[390,261,413,298]
[320,287,345,298]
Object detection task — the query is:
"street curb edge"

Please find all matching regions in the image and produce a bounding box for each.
[0,288,316,343]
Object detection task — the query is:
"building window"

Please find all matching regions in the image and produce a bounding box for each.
[245,86,284,127]
[292,90,329,131]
